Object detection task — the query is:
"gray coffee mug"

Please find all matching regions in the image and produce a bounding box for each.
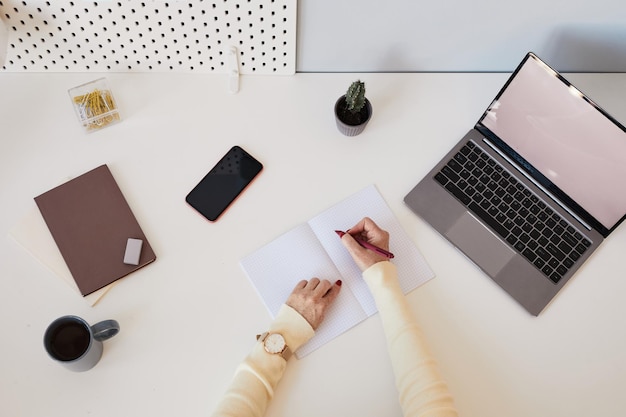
[43,315,120,372]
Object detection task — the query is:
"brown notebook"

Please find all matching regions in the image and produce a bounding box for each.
[34,165,156,296]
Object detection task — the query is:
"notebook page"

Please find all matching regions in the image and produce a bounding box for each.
[240,222,366,358]
[308,185,435,316]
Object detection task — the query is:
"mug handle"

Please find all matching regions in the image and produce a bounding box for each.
[91,319,120,342]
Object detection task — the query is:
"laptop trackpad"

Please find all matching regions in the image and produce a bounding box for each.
[445,212,515,276]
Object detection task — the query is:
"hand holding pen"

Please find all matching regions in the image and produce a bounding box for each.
[336,217,394,272]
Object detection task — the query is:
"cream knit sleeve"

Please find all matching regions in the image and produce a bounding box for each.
[210,304,314,417]
[363,261,458,417]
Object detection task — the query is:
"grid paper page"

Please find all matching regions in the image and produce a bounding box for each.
[240,223,366,358]
[309,184,435,316]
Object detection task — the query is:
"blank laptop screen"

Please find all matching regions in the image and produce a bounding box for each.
[481,56,626,230]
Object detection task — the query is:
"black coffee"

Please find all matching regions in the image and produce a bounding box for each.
[48,321,91,361]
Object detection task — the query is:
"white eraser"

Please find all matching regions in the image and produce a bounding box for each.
[123,238,143,265]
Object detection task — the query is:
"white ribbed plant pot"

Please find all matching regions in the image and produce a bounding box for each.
[334,96,373,137]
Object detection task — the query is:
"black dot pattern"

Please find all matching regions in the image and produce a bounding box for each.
[0,0,295,73]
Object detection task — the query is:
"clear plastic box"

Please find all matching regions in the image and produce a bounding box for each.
[68,78,121,132]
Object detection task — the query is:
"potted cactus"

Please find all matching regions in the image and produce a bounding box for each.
[334,80,372,136]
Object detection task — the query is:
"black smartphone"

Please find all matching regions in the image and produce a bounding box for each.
[186,146,263,222]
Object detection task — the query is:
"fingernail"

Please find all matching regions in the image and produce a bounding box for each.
[336,280,342,286]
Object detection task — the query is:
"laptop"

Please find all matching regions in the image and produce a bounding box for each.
[404,52,626,315]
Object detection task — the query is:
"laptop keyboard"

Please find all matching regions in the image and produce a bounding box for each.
[435,140,591,284]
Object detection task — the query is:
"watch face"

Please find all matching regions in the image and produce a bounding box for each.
[264,333,285,354]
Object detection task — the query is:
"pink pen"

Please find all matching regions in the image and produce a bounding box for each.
[335,230,395,259]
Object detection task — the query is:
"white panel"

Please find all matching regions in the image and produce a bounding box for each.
[297,0,626,72]
[0,0,296,74]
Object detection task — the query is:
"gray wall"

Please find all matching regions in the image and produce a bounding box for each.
[297,0,626,72]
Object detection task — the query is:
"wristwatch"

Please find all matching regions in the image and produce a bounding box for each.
[256,332,292,360]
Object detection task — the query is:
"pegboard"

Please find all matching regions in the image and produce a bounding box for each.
[0,0,296,74]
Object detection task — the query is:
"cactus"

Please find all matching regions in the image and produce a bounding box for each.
[335,79,371,133]
[345,80,366,113]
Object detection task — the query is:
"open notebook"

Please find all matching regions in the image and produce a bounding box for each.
[240,185,434,358]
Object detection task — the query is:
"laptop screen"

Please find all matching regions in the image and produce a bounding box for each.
[480,54,626,232]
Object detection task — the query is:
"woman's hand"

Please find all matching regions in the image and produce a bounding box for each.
[340,217,391,271]
[286,278,342,330]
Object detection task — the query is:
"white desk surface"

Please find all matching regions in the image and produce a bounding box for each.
[1,72,625,417]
